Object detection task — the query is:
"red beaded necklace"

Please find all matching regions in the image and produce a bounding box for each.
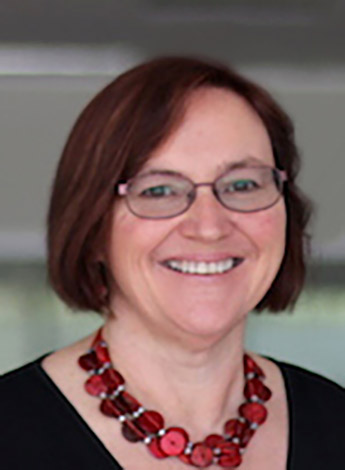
[78,329,272,468]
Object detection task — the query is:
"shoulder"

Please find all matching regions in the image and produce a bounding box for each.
[1,356,51,400]
[1,357,56,462]
[0,356,116,470]
[0,356,62,426]
[269,358,345,466]
[269,357,345,419]
[272,358,344,402]
[1,334,93,417]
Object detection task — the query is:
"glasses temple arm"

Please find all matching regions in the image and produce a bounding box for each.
[278,170,288,182]
[117,183,128,196]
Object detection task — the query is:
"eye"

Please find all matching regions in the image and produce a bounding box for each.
[140,185,176,198]
[226,179,260,192]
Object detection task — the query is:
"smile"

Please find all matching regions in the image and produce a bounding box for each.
[163,257,244,275]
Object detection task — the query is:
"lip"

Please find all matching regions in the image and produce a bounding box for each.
[160,253,245,263]
[159,257,245,276]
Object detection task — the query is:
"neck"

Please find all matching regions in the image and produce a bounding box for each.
[102,308,247,439]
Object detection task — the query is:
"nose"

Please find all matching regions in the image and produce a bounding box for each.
[178,187,236,242]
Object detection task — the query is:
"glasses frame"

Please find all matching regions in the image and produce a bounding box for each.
[116,165,288,219]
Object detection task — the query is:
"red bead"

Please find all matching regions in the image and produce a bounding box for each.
[204,434,226,448]
[243,354,264,377]
[85,374,108,396]
[91,328,103,347]
[101,369,124,392]
[122,421,145,442]
[148,437,168,459]
[244,378,272,402]
[218,441,240,455]
[260,385,272,402]
[240,427,255,448]
[239,402,267,424]
[159,427,189,456]
[121,391,141,411]
[113,391,141,414]
[218,453,242,468]
[78,351,101,371]
[95,342,111,363]
[80,334,272,468]
[218,442,242,467]
[136,411,164,433]
[190,443,214,467]
[100,399,122,417]
[223,419,247,439]
[179,453,193,465]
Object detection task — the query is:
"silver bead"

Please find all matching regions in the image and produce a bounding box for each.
[250,422,259,430]
[143,436,152,445]
[118,415,126,423]
[132,407,145,419]
[157,429,166,437]
[184,442,193,454]
[113,384,125,397]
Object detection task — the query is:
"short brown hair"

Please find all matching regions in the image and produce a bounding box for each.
[47,56,312,314]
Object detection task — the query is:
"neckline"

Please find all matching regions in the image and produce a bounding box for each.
[36,353,124,469]
[35,353,293,470]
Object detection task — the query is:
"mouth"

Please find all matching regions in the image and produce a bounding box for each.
[161,257,244,276]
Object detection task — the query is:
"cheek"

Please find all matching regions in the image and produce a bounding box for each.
[108,214,153,299]
[109,206,170,268]
[250,203,287,254]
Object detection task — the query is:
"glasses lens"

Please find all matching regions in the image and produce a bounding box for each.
[216,167,283,212]
[126,173,193,218]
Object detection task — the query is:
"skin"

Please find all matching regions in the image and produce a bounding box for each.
[107,86,286,350]
[43,87,289,469]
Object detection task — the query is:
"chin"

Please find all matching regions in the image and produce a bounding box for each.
[164,302,247,340]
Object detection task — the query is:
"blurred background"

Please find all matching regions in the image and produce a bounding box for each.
[0,0,344,383]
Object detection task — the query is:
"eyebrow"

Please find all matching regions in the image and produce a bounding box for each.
[140,156,267,177]
[137,168,183,178]
[216,156,267,173]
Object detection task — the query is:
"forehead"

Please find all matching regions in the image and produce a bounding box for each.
[142,87,274,178]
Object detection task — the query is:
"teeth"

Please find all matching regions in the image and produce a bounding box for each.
[198,262,208,274]
[209,262,218,274]
[165,258,239,275]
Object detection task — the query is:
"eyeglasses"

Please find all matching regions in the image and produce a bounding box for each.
[116,165,287,219]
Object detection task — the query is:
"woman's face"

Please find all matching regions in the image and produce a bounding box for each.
[108,87,286,340]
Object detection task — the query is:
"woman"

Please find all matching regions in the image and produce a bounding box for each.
[2,56,344,469]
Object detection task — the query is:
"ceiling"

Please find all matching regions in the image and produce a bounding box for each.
[0,0,344,66]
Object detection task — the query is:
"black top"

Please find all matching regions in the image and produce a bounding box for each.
[1,356,344,470]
